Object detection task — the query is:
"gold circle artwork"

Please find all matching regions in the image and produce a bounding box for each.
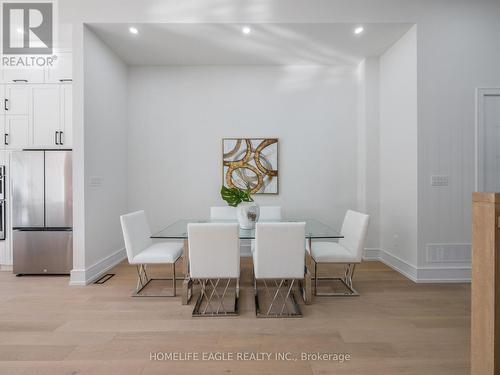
[222,138,278,194]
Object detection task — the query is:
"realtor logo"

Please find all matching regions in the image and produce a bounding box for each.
[2,2,53,54]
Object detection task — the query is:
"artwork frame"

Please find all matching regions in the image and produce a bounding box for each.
[222,138,279,195]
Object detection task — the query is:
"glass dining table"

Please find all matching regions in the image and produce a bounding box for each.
[152,218,343,305]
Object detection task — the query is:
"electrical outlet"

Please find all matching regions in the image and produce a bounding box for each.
[89,176,103,187]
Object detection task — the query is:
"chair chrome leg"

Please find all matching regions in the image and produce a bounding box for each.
[255,278,302,318]
[234,279,240,315]
[172,262,176,296]
[132,260,180,297]
[314,261,359,297]
[314,261,318,296]
[192,278,239,317]
[135,264,151,294]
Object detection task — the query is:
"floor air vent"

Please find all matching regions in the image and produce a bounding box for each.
[94,273,115,284]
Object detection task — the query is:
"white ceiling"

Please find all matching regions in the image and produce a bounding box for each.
[88,23,413,66]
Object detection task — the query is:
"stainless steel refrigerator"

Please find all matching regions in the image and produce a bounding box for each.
[11,151,72,275]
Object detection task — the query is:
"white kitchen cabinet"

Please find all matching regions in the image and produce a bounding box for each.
[3,67,45,84]
[4,85,30,115]
[4,116,30,150]
[59,85,72,148]
[0,83,72,150]
[45,52,72,83]
[0,85,4,115]
[32,85,61,148]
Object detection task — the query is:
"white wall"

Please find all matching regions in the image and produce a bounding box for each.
[416,5,500,273]
[71,26,128,284]
[127,65,359,232]
[63,0,500,283]
[358,58,380,250]
[379,26,418,269]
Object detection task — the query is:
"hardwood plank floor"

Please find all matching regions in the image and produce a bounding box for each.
[0,259,470,375]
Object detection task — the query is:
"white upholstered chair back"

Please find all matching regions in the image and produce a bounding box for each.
[120,210,153,263]
[188,223,240,279]
[253,222,306,279]
[338,210,370,263]
[210,206,237,220]
[259,206,282,221]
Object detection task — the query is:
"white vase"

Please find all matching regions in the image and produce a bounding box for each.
[236,201,260,229]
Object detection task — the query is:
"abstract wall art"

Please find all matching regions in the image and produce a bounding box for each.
[222,138,279,194]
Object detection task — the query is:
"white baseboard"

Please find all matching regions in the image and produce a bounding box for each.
[0,264,13,272]
[416,266,471,283]
[69,248,126,286]
[362,248,381,261]
[377,249,418,281]
[363,248,471,283]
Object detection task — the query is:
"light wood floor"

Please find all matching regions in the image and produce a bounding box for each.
[0,259,470,375]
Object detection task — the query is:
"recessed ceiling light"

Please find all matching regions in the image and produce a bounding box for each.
[354,26,364,35]
[16,28,23,34]
[129,26,139,35]
[242,26,251,35]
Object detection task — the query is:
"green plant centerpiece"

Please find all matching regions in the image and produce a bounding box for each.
[220,186,253,207]
[220,185,260,229]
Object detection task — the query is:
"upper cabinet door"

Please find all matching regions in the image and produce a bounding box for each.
[45,52,72,83]
[5,85,30,115]
[59,85,72,148]
[3,68,45,84]
[32,85,60,148]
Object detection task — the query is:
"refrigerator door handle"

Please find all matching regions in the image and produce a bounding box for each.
[0,166,4,200]
[0,200,5,240]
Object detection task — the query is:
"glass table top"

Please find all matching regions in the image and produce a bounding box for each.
[151,219,342,240]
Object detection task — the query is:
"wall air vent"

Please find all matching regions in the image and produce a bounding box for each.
[426,244,471,263]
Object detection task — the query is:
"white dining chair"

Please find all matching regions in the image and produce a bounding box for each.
[188,223,240,316]
[308,210,370,296]
[253,222,306,317]
[120,210,183,297]
[210,206,237,220]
